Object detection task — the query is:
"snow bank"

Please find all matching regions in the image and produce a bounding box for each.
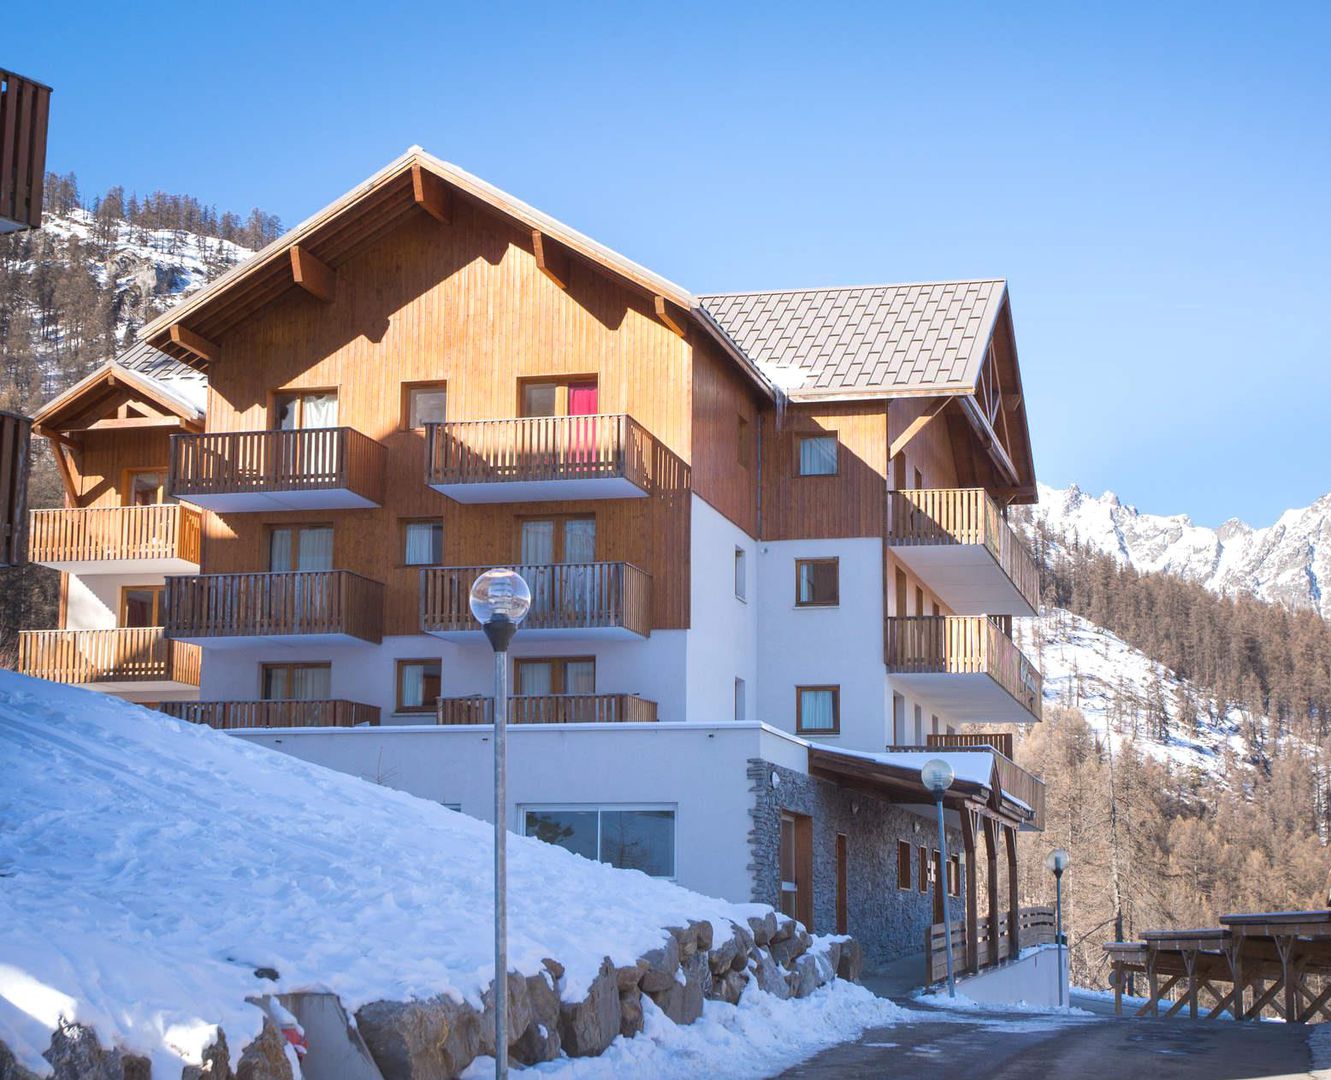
[0,672,881,1076]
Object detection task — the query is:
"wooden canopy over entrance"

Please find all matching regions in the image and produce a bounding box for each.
[1105,910,1331,1023]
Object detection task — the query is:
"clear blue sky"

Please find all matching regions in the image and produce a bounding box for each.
[13,2,1330,526]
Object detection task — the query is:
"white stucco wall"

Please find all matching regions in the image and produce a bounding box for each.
[955,944,1069,1008]
[234,722,807,903]
[755,537,889,752]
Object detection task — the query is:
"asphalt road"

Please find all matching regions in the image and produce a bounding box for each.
[776,998,1321,1080]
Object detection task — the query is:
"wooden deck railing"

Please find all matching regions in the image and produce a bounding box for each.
[165,570,385,643]
[885,615,1043,721]
[422,563,652,637]
[926,905,1057,984]
[437,693,658,725]
[426,414,652,491]
[161,699,380,729]
[29,504,202,566]
[926,730,1015,758]
[169,427,386,504]
[17,627,201,686]
[887,488,1040,612]
[0,70,52,232]
[887,736,1045,829]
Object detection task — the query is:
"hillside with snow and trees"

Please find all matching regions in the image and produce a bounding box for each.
[0,671,888,1078]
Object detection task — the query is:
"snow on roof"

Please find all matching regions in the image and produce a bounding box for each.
[0,672,778,1075]
[811,743,997,789]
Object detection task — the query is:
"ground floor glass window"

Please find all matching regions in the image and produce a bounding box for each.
[523,805,675,877]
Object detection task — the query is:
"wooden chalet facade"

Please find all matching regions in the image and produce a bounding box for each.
[17,148,1048,969]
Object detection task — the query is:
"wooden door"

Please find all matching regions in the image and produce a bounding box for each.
[835,834,848,935]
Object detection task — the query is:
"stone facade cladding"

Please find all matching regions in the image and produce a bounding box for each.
[746,758,966,972]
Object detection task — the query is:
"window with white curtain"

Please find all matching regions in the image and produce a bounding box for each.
[520,520,556,564]
[515,657,595,695]
[563,518,596,563]
[270,525,334,571]
[403,520,443,565]
[796,685,840,734]
[397,659,441,713]
[797,434,838,476]
[261,663,331,701]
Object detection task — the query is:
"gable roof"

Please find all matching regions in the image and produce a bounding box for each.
[33,362,205,435]
[698,280,1007,399]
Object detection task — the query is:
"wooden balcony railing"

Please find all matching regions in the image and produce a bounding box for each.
[422,563,652,637]
[169,427,386,504]
[17,627,201,686]
[926,730,1014,758]
[161,699,380,729]
[426,414,651,491]
[926,906,1056,984]
[0,70,52,232]
[885,615,1043,721]
[437,693,658,725]
[889,734,1044,829]
[28,504,202,566]
[887,488,1040,612]
[165,570,385,643]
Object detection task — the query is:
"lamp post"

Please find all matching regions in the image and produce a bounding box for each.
[1045,847,1070,1008]
[921,758,956,998]
[470,568,532,1080]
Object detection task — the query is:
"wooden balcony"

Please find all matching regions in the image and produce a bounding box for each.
[422,562,652,640]
[885,615,1043,724]
[169,427,386,511]
[161,699,380,729]
[426,414,652,503]
[0,70,52,234]
[29,504,202,573]
[887,488,1040,617]
[17,627,201,693]
[437,693,658,725]
[165,570,385,646]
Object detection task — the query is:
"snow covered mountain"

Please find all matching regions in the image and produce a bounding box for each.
[1027,482,1331,617]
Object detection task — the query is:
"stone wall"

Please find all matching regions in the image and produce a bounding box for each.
[747,758,966,971]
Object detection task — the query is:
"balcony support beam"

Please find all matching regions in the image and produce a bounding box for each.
[168,323,220,366]
[889,397,948,460]
[532,230,569,290]
[289,244,336,303]
[654,295,688,340]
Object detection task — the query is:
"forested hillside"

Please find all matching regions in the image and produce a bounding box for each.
[0,173,268,662]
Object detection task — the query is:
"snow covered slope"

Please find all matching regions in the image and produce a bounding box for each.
[1029,482,1331,617]
[0,672,890,1077]
[1018,610,1254,778]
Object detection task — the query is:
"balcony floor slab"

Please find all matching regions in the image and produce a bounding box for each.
[429,476,649,504]
[181,489,379,512]
[888,670,1041,725]
[888,543,1037,618]
[424,625,647,642]
[36,556,201,575]
[170,633,377,649]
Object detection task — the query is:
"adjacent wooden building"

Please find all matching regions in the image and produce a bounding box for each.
[0,68,52,234]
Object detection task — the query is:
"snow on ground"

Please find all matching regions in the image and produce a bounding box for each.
[0,672,892,1076]
[1019,608,1255,779]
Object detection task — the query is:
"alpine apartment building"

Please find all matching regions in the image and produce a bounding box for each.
[18,148,1046,972]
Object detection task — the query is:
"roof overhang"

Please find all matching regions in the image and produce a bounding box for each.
[32,363,204,443]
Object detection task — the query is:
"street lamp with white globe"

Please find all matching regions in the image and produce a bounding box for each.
[470,568,532,1080]
[921,757,957,998]
[1045,847,1070,1007]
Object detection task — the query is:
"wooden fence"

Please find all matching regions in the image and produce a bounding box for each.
[162,700,380,729]
[165,570,385,643]
[0,410,30,566]
[170,427,386,504]
[887,487,1040,611]
[926,730,1015,757]
[437,693,658,725]
[0,70,52,232]
[18,627,201,686]
[926,905,1057,984]
[422,563,652,637]
[426,414,651,491]
[29,504,201,565]
[885,615,1043,720]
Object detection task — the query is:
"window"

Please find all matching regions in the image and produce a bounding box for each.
[519,515,595,563]
[913,468,924,490]
[734,677,746,722]
[524,806,675,877]
[262,662,331,701]
[796,685,840,734]
[272,389,338,429]
[897,840,913,891]
[918,846,930,894]
[915,586,924,616]
[520,378,599,417]
[269,525,334,571]
[402,519,444,565]
[120,585,163,628]
[734,547,747,600]
[931,714,940,737]
[948,853,961,897]
[795,558,839,607]
[913,704,924,744]
[124,469,172,506]
[396,659,442,713]
[402,381,447,430]
[796,434,838,476]
[892,693,907,745]
[514,657,595,695]
[737,415,751,469]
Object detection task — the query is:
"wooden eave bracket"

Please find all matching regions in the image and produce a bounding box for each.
[654,295,688,340]
[32,423,78,450]
[168,323,220,366]
[888,397,949,459]
[532,230,570,290]
[289,245,336,303]
[412,164,452,224]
